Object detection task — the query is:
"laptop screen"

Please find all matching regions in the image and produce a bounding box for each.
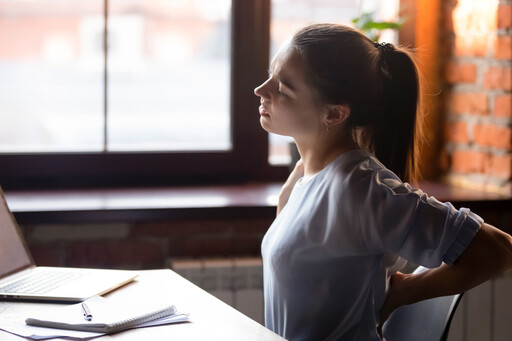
[0,188,33,279]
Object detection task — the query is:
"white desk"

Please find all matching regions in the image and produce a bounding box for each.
[0,269,286,341]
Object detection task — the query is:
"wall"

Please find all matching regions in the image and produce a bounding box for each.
[441,0,512,194]
[20,215,273,269]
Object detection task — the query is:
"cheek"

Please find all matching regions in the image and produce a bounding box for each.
[282,106,320,133]
[290,101,321,123]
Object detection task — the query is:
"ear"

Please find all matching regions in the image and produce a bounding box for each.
[322,104,350,128]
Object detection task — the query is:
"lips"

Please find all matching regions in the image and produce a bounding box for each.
[259,104,270,117]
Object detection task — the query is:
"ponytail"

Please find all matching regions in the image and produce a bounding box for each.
[368,43,422,183]
[291,24,423,183]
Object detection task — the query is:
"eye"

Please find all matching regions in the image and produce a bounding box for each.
[276,88,288,97]
[276,83,289,97]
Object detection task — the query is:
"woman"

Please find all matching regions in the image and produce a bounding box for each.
[254,23,512,341]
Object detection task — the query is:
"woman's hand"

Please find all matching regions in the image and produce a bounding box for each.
[277,159,304,216]
[377,223,512,338]
[377,272,409,337]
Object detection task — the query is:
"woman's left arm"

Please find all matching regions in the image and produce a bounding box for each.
[379,222,512,329]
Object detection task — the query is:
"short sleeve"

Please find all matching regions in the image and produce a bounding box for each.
[351,169,483,267]
[438,207,482,264]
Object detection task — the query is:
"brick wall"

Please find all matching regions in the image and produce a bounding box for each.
[20,216,274,269]
[442,0,512,194]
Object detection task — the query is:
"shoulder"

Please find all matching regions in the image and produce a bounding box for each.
[327,149,397,186]
[324,150,420,211]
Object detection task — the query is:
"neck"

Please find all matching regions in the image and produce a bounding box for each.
[296,132,359,179]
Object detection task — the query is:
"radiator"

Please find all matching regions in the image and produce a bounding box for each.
[170,257,264,325]
[171,258,512,339]
[448,268,512,341]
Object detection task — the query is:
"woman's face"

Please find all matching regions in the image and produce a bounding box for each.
[254,40,325,140]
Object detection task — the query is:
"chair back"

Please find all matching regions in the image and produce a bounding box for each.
[382,266,463,341]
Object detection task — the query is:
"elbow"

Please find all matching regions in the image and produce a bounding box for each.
[491,226,512,273]
[502,232,512,272]
[467,223,512,276]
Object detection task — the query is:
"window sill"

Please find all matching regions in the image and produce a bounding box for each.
[5,183,282,224]
[5,182,511,225]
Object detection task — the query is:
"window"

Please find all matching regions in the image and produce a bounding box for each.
[0,1,105,152]
[0,0,231,153]
[0,0,286,189]
[106,0,231,152]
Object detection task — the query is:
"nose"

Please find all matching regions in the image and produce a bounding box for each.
[254,84,263,97]
[254,79,270,98]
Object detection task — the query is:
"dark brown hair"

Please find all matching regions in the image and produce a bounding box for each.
[291,23,423,183]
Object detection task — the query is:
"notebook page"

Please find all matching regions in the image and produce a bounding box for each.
[25,295,178,333]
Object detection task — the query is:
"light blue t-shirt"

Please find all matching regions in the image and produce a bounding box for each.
[261,149,482,341]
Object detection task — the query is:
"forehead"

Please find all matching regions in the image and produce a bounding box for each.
[270,41,307,81]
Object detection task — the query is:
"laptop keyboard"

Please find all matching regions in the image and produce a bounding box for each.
[0,270,88,294]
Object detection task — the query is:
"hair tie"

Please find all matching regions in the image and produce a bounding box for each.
[374,42,395,55]
[374,42,395,79]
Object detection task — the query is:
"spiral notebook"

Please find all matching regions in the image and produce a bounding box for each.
[25,295,187,334]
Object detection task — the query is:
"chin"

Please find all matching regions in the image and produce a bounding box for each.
[259,118,293,137]
[260,118,273,133]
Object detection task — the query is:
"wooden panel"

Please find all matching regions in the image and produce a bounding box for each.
[467,281,492,341]
[493,271,512,340]
[448,295,465,341]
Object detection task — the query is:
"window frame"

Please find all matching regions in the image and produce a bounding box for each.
[0,0,287,190]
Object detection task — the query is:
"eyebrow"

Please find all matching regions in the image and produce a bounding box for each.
[278,76,296,92]
[268,68,296,92]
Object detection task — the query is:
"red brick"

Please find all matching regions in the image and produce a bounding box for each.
[133,218,272,237]
[442,35,457,58]
[498,4,512,29]
[494,94,512,118]
[443,10,454,33]
[495,35,512,60]
[232,234,264,255]
[231,218,273,233]
[473,124,512,150]
[168,234,234,258]
[65,240,164,268]
[29,244,61,266]
[444,62,477,84]
[440,150,451,173]
[167,227,265,258]
[444,0,458,7]
[449,92,489,115]
[455,35,489,57]
[484,66,512,90]
[444,121,469,143]
[132,220,232,237]
[486,154,512,179]
[451,150,488,174]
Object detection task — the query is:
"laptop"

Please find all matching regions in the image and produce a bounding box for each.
[0,186,138,302]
